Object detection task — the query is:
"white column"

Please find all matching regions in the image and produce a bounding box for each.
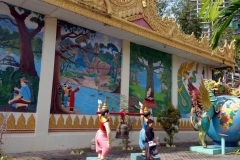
[206,65,212,79]
[35,16,57,137]
[120,40,130,109]
[171,55,178,107]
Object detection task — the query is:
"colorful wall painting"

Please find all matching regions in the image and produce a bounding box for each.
[177,59,206,118]
[129,43,172,117]
[51,20,122,114]
[0,2,44,112]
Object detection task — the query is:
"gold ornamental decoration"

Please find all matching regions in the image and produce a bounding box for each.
[41,0,236,70]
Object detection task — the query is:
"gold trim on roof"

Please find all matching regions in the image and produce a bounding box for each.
[42,0,235,69]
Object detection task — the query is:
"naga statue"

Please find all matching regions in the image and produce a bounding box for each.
[178,62,240,148]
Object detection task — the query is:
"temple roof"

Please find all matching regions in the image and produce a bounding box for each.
[6,0,235,69]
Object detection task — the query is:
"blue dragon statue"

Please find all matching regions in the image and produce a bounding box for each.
[178,62,240,147]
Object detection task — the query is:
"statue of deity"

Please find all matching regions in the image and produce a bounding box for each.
[142,0,147,7]
[95,99,111,160]
[139,102,151,156]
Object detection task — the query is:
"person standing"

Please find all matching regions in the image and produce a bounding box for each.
[139,101,151,156]
[95,98,111,160]
[145,119,157,160]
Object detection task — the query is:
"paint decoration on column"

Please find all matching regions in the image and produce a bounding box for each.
[0,2,44,113]
[51,20,122,114]
[177,60,206,118]
[129,43,172,117]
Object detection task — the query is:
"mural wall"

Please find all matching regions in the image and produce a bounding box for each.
[177,57,206,118]
[0,2,44,112]
[51,20,122,115]
[129,43,172,117]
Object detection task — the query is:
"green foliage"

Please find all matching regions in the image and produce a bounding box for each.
[171,0,202,39]
[200,0,240,50]
[31,36,43,53]
[0,155,12,160]
[0,26,42,55]
[130,43,171,66]
[0,67,15,106]
[157,103,181,146]
[156,0,175,17]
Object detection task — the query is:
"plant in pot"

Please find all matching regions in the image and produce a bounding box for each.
[157,102,181,147]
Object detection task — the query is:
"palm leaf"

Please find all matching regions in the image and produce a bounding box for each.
[211,8,240,49]
[199,0,211,18]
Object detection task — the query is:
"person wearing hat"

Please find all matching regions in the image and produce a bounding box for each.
[95,98,111,160]
[139,101,151,157]
[8,77,31,108]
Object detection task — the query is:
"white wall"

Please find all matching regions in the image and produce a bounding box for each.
[2,17,213,154]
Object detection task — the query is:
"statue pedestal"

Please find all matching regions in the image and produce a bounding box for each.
[190,145,240,155]
[130,153,160,160]
[86,157,109,160]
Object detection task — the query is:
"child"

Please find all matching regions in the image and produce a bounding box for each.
[145,119,158,160]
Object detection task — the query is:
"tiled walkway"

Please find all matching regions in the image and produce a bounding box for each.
[7,143,240,160]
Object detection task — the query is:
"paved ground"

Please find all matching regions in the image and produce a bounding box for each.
[6,142,240,160]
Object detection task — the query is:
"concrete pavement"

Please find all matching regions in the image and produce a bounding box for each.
[7,142,240,160]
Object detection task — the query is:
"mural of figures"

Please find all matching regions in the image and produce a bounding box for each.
[129,43,172,117]
[177,60,207,118]
[0,2,44,112]
[51,20,122,114]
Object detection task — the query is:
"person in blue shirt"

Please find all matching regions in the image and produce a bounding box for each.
[8,77,31,109]
[139,101,151,157]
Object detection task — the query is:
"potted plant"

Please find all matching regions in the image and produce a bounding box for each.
[157,102,181,147]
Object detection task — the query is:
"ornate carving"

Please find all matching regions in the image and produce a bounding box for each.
[113,116,119,129]
[49,114,57,128]
[95,116,99,128]
[73,115,80,128]
[88,116,94,128]
[56,115,65,128]
[81,115,87,127]
[41,0,235,69]
[0,113,3,126]
[142,0,147,8]
[26,114,35,129]
[65,115,73,128]
[47,114,193,131]
[7,113,15,129]
[16,114,26,129]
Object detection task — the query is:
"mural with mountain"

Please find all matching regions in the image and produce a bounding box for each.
[51,19,122,114]
[129,43,172,117]
[0,2,44,112]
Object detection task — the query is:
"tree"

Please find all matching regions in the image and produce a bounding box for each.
[171,0,202,39]
[0,2,44,77]
[51,20,97,113]
[130,43,171,97]
[157,103,181,147]
[156,0,175,17]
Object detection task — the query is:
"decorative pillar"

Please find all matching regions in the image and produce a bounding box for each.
[34,16,57,142]
[171,55,178,107]
[120,40,130,109]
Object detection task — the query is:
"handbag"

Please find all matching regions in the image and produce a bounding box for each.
[148,141,156,147]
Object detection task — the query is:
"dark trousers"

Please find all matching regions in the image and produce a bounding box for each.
[145,142,152,160]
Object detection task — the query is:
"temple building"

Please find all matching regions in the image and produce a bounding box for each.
[0,0,235,153]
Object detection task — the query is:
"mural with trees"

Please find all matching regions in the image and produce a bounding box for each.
[129,43,172,116]
[0,2,44,112]
[51,20,122,114]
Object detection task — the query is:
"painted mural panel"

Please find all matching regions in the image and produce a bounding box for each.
[51,20,122,114]
[129,43,172,117]
[177,57,207,118]
[0,2,44,112]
